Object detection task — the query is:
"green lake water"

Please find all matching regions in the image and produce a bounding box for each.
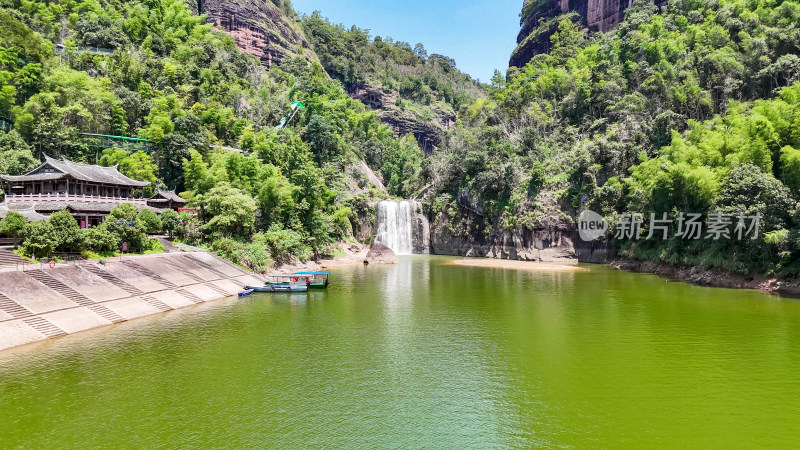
[2,256,800,447]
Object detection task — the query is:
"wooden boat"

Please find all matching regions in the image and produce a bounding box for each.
[246,274,312,293]
[245,284,308,293]
[293,271,330,289]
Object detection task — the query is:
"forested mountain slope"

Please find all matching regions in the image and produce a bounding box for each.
[3,0,800,277]
[300,13,485,155]
[0,0,430,268]
[509,0,668,68]
[425,0,800,274]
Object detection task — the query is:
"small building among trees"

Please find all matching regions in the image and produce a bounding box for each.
[146,190,188,211]
[0,155,173,227]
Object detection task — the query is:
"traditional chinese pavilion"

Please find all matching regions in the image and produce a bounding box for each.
[146,190,187,211]
[0,155,163,227]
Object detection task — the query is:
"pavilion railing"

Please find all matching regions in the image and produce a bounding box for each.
[4,193,147,204]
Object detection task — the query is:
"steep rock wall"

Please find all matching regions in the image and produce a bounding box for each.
[429,211,578,262]
[509,0,666,68]
[190,0,317,69]
[347,83,455,155]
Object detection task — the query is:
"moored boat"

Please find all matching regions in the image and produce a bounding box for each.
[245,284,308,293]
[247,274,313,292]
[293,271,330,289]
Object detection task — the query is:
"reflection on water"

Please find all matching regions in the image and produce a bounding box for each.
[2,257,800,447]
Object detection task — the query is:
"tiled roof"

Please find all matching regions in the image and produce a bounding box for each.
[3,200,164,215]
[149,190,187,204]
[0,204,47,221]
[0,173,66,183]
[0,155,150,187]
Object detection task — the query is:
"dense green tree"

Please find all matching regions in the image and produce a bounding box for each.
[21,220,57,258]
[49,210,83,252]
[199,183,257,238]
[137,209,162,234]
[83,224,120,253]
[105,203,148,252]
[0,211,28,238]
[160,208,180,237]
[0,130,38,175]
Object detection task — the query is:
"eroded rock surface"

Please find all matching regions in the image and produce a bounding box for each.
[348,83,455,155]
[509,0,667,68]
[191,0,316,69]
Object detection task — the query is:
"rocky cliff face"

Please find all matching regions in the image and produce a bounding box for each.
[348,83,455,155]
[190,0,316,69]
[509,0,665,68]
[429,210,578,262]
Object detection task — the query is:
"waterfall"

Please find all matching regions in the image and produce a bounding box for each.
[375,200,414,255]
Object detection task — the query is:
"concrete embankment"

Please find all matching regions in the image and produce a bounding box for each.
[0,252,265,351]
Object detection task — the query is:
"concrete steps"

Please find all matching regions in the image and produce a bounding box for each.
[181,254,231,279]
[0,249,26,266]
[27,269,126,325]
[88,304,125,323]
[204,283,230,297]
[23,317,67,337]
[0,292,32,319]
[83,264,145,296]
[1,252,265,351]
[175,289,203,303]
[122,261,178,289]
[163,259,206,283]
[140,295,173,312]
[26,270,94,306]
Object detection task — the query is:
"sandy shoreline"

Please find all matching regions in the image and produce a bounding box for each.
[275,244,587,273]
[445,258,585,272]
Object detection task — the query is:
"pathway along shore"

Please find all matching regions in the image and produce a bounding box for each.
[0,252,265,352]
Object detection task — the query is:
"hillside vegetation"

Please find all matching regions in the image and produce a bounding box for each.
[425,0,800,274]
[3,0,800,276]
[0,0,428,269]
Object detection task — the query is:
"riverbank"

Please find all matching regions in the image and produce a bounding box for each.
[274,242,371,273]
[0,252,264,351]
[610,258,800,297]
[446,258,584,272]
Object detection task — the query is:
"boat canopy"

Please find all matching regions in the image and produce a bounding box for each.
[268,274,312,278]
[294,271,331,275]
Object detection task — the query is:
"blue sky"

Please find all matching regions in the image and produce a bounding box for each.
[290,0,523,82]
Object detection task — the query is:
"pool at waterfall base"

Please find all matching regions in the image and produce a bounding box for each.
[2,256,800,447]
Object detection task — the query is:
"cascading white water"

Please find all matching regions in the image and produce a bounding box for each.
[375,200,414,255]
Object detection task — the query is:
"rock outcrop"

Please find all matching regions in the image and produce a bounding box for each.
[509,0,667,68]
[430,212,577,262]
[348,83,455,155]
[190,0,317,69]
[365,242,398,264]
[410,201,430,254]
